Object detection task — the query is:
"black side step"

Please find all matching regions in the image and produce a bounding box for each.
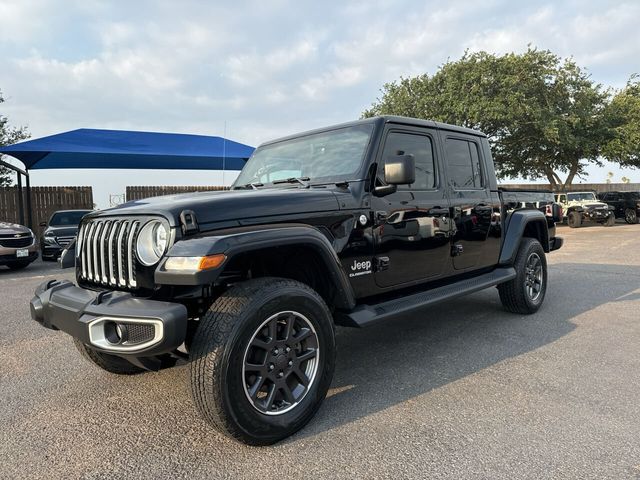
[335,267,516,328]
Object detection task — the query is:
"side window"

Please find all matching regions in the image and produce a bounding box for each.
[559,194,567,203]
[380,132,436,190]
[445,138,483,189]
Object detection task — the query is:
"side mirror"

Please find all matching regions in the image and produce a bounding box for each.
[39,221,47,227]
[384,154,415,185]
[58,239,76,269]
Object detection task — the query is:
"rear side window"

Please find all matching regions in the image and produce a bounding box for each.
[380,132,436,190]
[445,138,483,189]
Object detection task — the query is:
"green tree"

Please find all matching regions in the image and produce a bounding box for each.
[0,90,30,186]
[602,76,640,168]
[363,48,640,190]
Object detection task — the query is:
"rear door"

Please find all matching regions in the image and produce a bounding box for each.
[441,133,501,271]
[372,126,452,288]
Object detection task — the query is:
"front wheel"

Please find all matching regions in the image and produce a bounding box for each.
[625,208,637,224]
[190,277,335,445]
[604,213,615,227]
[567,211,582,228]
[498,237,547,314]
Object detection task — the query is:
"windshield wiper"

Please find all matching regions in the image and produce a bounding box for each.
[233,182,264,190]
[272,176,310,187]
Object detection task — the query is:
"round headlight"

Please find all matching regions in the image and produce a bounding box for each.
[136,221,168,266]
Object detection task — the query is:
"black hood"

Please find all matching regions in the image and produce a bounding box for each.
[89,188,343,229]
[44,225,80,237]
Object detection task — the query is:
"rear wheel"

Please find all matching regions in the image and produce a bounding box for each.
[190,277,335,445]
[73,339,145,375]
[567,211,582,228]
[625,208,637,224]
[498,237,547,314]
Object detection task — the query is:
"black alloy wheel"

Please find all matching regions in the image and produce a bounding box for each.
[625,208,638,224]
[243,311,319,415]
[524,252,543,302]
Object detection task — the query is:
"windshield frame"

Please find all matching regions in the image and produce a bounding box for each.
[233,122,377,189]
[567,192,597,202]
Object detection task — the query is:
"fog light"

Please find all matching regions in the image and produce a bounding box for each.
[115,324,129,343]
[104,322,130,345]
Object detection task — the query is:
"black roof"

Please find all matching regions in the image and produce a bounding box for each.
[261,116,486,147]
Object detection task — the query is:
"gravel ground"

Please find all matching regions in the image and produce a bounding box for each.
[1,224,640,479]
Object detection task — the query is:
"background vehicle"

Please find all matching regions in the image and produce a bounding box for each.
[40,209,92,261]
[554,191,614,228]
[31,116,562,445]
[0,222,38,270]
[597,191,640,224]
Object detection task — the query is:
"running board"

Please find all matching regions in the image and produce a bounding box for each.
[336,267,516,328]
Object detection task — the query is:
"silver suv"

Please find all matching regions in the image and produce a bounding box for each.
[555,192,614,228]
[0,222,38,270]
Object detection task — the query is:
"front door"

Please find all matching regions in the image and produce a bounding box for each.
[372,127,452,289]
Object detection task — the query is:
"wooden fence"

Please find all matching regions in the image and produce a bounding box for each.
[0,186,93,238]
[126,185,229,201]
[501,182,640,193]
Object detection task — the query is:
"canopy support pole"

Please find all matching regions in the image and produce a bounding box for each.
[16,171,25,226]
[25,170,33,229]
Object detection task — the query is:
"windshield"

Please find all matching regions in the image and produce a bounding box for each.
[567,192,597,202]
[49,211,90,226]
[234,124,373,187]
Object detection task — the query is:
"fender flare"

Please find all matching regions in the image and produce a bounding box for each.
[155,225,356,309]
[499,210,550,266]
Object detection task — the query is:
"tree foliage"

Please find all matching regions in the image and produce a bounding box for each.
[363,48,640,189]
[0,90,30,186]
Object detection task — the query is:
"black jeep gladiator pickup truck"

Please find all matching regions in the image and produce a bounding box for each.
[30,116,563,445]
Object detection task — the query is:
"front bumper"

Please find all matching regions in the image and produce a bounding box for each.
[583,209,610,221]
[30,280,188,357]
[41,244,63,258]
[0,251,38,265]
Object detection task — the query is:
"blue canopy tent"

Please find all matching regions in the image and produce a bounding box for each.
[0,128,255,227]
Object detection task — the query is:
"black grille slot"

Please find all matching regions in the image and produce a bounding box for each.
[0,235,33,248]
[123,323,156,344]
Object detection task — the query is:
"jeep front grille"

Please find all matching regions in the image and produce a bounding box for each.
[77,218,141,288]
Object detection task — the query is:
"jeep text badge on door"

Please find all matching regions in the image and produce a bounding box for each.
[349,259,372,277]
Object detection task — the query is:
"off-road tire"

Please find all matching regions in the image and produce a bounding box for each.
[625,208,638,224]
[190,277,335,446]
[604,213,615,227]
[73,339,145,375]
[498,237,547,314]
[567,211,582,228]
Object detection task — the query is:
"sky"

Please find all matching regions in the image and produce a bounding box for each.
[1,0,639,208]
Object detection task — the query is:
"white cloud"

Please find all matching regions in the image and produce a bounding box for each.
[1,0,638,207]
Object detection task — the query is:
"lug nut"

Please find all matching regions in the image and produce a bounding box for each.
[268,364,274,371]
[285,346,291,353]
[288,360,293,367]
[273,348,279,355]
[278,371,284,378]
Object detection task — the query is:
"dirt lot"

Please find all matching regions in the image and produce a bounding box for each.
[1,223,639,479]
